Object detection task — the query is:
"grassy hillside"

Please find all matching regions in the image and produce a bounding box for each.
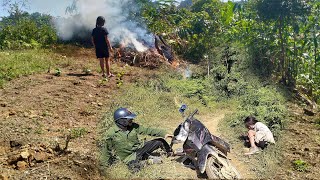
[1,46,318,179]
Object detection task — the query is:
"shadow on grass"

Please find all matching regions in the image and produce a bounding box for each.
[173,155,208,179]
[67,73,94,77]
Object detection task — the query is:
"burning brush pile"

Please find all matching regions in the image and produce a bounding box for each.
[113,47,163,68]
[112,34,179,69]
[112,46,179,69]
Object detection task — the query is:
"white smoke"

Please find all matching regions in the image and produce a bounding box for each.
[54,0,153,52]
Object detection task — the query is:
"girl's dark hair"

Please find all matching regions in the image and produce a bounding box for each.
[244,116,258,128]
[96,16,105,27]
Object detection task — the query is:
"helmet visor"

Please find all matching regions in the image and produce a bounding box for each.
[123,113,137,120]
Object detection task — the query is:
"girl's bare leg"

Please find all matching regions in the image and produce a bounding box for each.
[99,58,105,76]
[244,130,260,155]
[105,57,110,76]
[106,57,114,77]
[248,130,257,148]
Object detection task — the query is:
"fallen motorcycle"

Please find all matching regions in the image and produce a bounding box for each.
[171,105,241,179]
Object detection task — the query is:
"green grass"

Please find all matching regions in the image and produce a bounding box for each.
[98,67,215,179]
[0,46,289,179]
[97,48,290,178]
[0,49,70,87]
[70,127,88,139]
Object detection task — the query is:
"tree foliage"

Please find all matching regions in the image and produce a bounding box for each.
[0,1,57,49]
[139,0,319,103]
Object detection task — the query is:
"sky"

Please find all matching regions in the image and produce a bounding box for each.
[0,0,233,18]
[0,0,73,17]
[0,0,236,50]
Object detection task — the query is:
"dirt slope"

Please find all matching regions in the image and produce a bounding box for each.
[273,103,320,179]
[0,72,114,179]
[0,50,250,179]
[0,47,131,179]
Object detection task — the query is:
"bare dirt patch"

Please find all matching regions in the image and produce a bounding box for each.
[272,103,320,179]
[0,48,138,179]
[0,72,113,179]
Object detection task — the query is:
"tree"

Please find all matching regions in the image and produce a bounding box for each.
[255,0,310,84]
[1,0,29,20]
[0,0,57,49]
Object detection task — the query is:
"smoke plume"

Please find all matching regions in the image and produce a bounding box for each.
[54,0,153,52]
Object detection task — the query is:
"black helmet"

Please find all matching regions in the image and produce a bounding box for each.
[113,108,137,122]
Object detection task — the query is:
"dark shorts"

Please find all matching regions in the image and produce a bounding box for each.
[96,48,109,58]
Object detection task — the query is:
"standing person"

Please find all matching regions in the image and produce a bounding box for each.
[91,16,114,78]
[244,116,275,155]
[103,107,173,171]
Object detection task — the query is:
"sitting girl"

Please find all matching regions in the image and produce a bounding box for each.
[244,116,275,155]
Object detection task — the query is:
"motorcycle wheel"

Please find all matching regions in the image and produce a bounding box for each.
[205,156,241,179]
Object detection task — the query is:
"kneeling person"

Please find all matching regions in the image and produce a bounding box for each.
[244,116,275,155]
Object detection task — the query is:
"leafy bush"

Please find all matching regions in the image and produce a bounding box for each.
[166,79,205,97]
[225,87,286,131]
[212,71,248,98]
[297,74,320,103]
[0,12,57,49]
[212,44,287,136]
[208,44,250,99]
[135,66,216,106]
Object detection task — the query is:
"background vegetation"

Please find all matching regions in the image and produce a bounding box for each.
[139,0,319,103]
[0,2,57,49]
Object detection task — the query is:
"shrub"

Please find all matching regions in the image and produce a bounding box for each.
[0,12,57,49]
[213,44,287,137]
[240,86,287,129]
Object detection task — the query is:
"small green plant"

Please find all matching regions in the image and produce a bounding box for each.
[83,68,92,75]
[293,159,308,172]
[70,127,88,139]
[55,68,61,76]
[99,78,108,85]
[42,111,51,117]
[33,119,44,134]
[35,128,43,134]
[116,71,125,88]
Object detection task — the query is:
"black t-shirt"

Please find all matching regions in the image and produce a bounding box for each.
[92,27,109,50]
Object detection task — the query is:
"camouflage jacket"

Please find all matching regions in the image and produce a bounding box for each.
[103,123,166,164]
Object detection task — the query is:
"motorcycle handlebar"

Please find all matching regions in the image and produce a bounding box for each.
[187,109,198,120]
